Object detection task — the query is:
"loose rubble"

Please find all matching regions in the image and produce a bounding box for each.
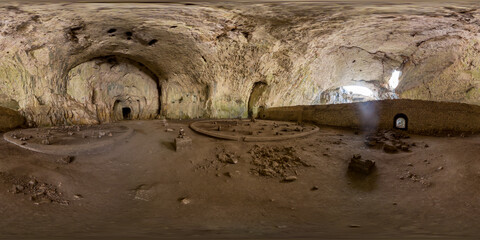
[364,130,414,153]
[57,155,75,164]
[0,172,69,205]
[249,145,312,178]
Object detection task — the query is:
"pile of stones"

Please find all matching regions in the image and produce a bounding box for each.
[364,130,412,153]
[0,172,69,205]
[248,145,311,179]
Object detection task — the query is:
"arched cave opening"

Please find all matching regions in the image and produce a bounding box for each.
[122,107,132,120]
[393,113,408,130]
[248,82,268,118]
[67,56,162,123]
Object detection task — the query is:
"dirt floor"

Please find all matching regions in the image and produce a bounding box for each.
[193,119,317,137]
[1,119,480,239]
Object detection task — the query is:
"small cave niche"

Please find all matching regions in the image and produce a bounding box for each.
[148,39,158,46]
[122,107,132,120]
[393,113,408,130]
[125,32,133,40]
[107,28,117,33]
[248,82,268,118]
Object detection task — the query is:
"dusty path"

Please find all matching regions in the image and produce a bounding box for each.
[0,119,479,239]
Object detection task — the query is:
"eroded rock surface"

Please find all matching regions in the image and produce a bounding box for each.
[1,2,480,125]
[0,106,24,131]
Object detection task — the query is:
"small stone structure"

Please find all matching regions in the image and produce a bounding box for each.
[174,127,192,151]
[348,154,375,175]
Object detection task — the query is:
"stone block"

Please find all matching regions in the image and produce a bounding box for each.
[348,154,375,175]
[174,137,192,152]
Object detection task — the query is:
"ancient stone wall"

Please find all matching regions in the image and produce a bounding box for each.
[259,100,480,135]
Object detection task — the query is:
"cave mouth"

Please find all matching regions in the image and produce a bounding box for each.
[67,55,162,122]
[248,82,268,118]
[122,107,132,120]
[394,113,408,130]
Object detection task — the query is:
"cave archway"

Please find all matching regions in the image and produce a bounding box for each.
[248,82,268,118]
[67,56,161,123]
[393,113,408,130]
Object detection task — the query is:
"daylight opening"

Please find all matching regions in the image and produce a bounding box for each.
[342,85,374,97]
[388,70,401,90]
[393,113,408,130]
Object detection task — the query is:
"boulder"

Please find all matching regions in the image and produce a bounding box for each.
[0,106,24,132]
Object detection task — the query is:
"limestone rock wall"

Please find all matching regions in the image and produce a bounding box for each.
[0,106,25,132]
[0,2,480,125]
[67,56,159,123]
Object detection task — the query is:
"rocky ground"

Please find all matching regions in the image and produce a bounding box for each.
[0,119,480,239]
[193,120,315,137]
[7,124,128,146]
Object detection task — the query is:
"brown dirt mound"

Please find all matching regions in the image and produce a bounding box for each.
[248,145,312,178]
[0,172,69,205]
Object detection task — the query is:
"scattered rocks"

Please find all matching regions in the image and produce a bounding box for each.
[437,166,444,171]
[216,150,239,164]
[365,130,413,153]
[311,186,319,191]
[73,194,83,200]
[166,128,174,132]
[249,145,312,178]
[98,131,106,138]
[178,197,191,205]
[283,176,297,182]
[41,139,50,145]
[133,184,154,201]
[383,143,398,153]
[348,154,375,175]
[0,172,69,205]
[400,144,410,152]
[57,155,74,164]
[400,171,431,187]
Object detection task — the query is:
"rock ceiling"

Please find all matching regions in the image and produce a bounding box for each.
[1,1,480,125]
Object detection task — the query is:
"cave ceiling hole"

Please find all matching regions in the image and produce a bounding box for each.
[389,70,402,90]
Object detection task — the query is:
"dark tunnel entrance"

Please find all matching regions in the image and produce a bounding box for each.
[122,107,132,120]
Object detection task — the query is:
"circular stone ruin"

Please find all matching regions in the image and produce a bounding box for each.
[3,124,134,155]
[190,119,319,142]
